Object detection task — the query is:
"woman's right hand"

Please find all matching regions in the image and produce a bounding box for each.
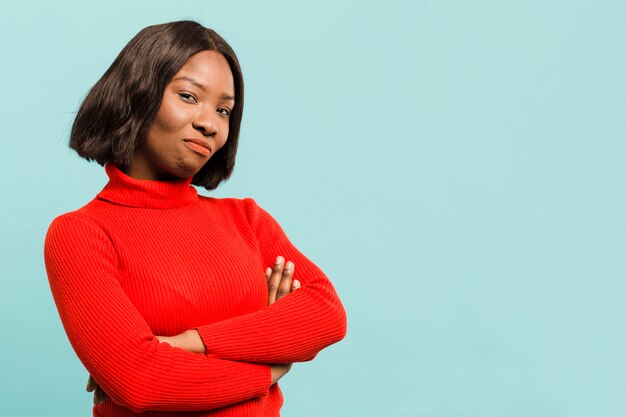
[266,256,300,305]
[266,256,298,384]
[88,256,299,398]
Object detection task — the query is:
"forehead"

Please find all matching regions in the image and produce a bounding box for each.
[172,50,234,94]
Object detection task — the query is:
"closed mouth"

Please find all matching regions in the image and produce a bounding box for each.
[183,138,212,153]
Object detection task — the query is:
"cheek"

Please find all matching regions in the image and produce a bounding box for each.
[218,121,230,148]
[153,108,188,133]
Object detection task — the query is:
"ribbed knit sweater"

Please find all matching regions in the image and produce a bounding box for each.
[43,162,347,417]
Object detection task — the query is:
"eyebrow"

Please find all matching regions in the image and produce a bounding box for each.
[172,76,235,101]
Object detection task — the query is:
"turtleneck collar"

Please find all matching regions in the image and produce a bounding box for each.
[96,163,198,209]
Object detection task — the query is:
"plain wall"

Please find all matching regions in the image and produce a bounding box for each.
[1,1,625,416]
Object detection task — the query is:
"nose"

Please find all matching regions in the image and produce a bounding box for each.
[192,108,219,137]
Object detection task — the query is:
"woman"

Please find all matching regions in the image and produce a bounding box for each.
[43,20,347,416]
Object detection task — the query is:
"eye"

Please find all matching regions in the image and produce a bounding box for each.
[178,93,197,103]
[217,107,231,117]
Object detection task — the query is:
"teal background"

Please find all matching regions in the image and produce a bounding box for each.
[1,1,625,416]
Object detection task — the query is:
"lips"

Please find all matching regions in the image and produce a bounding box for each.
[183,138,212,156]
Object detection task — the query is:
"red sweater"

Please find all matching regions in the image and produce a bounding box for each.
[43,162,347,417]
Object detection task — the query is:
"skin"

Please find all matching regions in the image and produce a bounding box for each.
[124,50,234,181]
[88,257,299,404]
[87,50,301,404]
[156,256,300,378]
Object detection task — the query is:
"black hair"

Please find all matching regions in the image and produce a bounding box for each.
[69,20,244,190]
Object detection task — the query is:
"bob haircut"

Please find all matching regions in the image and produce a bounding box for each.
[70,20,244,190]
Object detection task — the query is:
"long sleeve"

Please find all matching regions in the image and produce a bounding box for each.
[194,198,347,364]
[44,214,271,413]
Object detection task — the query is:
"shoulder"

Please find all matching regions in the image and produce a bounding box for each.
[44,210,121,279]
[45,204,111,249]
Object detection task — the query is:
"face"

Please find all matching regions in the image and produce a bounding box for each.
[125,50,235,181]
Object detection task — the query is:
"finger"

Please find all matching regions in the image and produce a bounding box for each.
[265,267,272,283]
[292,279,300,291]
[94,385,107,405]
[276,261,294,301]
[267,256,284,305]
[86,375,96,392]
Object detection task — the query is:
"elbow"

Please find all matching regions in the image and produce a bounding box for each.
[294,300,347,363]
[318,281,348,344]
[318,287,348,345]
[331,302,348,343]
[304,303,346,362]
[101,378,158,414]
[319,299,348,345]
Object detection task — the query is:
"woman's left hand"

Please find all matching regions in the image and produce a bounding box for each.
[86,374,108,405]
[88,258,301,401]
[155,256,302,354]
[156,329,205,354]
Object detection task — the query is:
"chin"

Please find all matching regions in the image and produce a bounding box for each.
[171,161,204,179]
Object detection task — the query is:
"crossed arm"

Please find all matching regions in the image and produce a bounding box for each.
[88,255,301,404]
[45,199,346,412]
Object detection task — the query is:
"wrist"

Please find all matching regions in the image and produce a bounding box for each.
[182,329,206,354]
